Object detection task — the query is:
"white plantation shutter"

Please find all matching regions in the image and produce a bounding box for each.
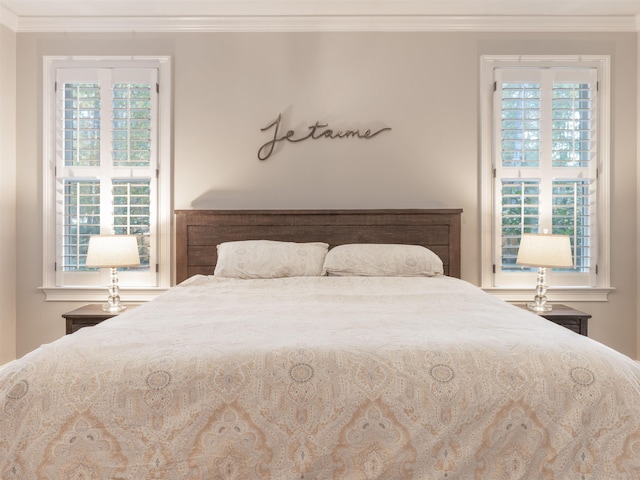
[112,178,152,268]
[552,179,591,272]
[493,67,598,287]
[500,179,540,270]
[55,67,158,287]
[61,180,100,271]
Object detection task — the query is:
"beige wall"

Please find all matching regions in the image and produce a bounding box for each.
[0,24,16,365]
[12,31,638,359]
[638,31,640,362]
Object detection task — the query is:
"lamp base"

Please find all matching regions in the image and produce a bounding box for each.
[526,266,553,313]
[102,303,127,313]
[102,267,126,313]
[526,302,553,313]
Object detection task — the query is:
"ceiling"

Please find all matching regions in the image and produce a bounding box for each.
[1,0,640,32]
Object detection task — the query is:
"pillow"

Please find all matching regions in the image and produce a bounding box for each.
[322,243,443,277]
[214,240,329,279]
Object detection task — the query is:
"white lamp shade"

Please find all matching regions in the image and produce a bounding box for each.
[516,233,573,268]
[85,235,141,268]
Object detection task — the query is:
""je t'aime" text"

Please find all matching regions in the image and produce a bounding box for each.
[258,113,392,161]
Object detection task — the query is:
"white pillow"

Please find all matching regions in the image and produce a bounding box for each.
[214,240,329,279]
[323,243,443,277]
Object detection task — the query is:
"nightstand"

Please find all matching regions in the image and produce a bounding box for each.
[515,303,591,336]
[62,304,134,334]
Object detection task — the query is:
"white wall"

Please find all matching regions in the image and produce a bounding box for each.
[0,24,16,365]
[13,31,638,359]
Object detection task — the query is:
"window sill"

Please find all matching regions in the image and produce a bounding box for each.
[40,286,168,302]
[482,286,614,302]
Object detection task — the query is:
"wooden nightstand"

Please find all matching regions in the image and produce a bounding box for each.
[62,304,134,334]
[515,303,591,336]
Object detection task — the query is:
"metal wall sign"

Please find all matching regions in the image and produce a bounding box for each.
[258,113,392,161]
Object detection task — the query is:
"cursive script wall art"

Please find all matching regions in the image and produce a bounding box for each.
[257,113,392,160]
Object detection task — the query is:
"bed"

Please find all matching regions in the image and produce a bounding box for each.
[2,209,640,479]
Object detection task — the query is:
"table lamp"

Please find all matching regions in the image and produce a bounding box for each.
[516,233,573,312]
[85,235,141,313]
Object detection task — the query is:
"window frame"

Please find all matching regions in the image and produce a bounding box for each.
[479,55,612,302]
[41,56,172,301]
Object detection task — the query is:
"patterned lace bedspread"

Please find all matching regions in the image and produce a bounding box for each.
[1,275,640,479]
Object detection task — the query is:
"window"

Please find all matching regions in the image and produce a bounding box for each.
[480,56,610,299]
[42,57,171,299]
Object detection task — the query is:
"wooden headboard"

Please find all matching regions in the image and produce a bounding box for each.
[175,209,462,283]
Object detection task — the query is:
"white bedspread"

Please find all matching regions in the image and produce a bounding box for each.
[1,275,640,479]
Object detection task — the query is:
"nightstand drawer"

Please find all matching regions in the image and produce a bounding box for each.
[62,304,135,334]
[547,317,584,335]
[514,303,590,336]
[66,316,110,334]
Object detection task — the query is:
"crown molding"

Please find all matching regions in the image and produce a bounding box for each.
[0,5,19,31]
[2,14,638,33]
